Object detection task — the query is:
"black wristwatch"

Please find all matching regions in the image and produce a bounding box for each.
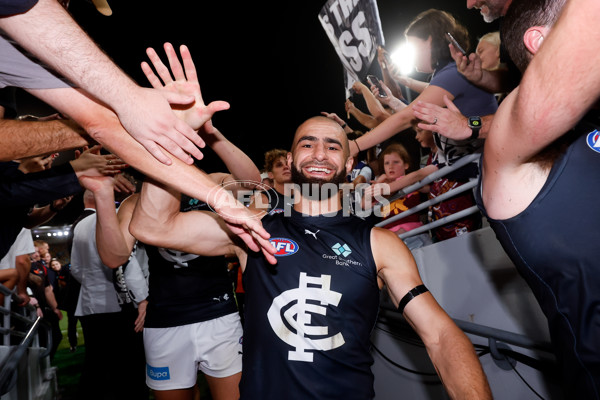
[468,116,482,139]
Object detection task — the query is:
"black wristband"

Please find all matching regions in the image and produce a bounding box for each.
[397,284,429,315]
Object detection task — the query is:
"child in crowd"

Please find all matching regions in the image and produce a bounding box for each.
[368,142,432,249]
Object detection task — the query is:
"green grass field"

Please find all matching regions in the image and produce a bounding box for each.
[56,312,84,351]
[52,312,84,400]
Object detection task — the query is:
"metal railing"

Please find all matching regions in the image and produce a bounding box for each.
[0,283,51,396]
[372,153,482,240]
[377,306,558,376]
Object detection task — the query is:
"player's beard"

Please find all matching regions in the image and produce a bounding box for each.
[289,161,347,200]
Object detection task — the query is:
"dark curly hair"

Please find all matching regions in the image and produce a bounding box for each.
[263,149,288,172]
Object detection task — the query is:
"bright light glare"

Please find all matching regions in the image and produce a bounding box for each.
[390,42,416,76]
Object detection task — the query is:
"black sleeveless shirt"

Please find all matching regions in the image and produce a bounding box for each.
[144,195,237,328]
[475,113,600,398]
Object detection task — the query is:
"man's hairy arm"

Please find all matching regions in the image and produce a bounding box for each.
[0,118,90,161]
[487,0,600,169]
[28,87,232,210]
[0,0,203,165]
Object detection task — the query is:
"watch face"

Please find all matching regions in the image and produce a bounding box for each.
[469,117,481,128]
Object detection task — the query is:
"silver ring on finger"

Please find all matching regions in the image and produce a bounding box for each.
[433,117,438,125]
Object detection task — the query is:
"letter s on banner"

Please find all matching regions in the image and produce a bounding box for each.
[318,0,385,98]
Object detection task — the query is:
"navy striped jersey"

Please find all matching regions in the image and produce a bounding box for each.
[143,195,237,328]
[240,208,380,399]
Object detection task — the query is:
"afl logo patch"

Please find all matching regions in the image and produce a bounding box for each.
[270,238,299,257]
[587,129,600,153]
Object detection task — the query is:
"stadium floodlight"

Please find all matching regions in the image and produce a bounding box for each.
[390,42,416,76]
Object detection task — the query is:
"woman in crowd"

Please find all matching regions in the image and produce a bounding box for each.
[351,8,498,171]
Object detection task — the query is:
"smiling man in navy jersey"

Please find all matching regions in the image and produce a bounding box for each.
[130,116,491,399]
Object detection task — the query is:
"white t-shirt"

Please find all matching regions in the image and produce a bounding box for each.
[0,228,34,270]
[0,33,72,89]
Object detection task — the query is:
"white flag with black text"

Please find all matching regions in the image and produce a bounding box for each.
[318,0,385,98]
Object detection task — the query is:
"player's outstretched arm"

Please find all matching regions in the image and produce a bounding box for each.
[372,228,492,400]
[129,179,269,265]
[129,179,237,256]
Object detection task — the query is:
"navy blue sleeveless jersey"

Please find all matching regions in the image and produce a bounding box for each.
[143,195,237,328]
[240,208,380,399]
[475,113,600,398]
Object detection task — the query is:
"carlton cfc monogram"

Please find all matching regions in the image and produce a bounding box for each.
[267,272,345,362]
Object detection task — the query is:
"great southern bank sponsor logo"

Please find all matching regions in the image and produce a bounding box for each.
[331,243,352,257]
[322,243,362,267]
[270,238,299,257]
[147,364,170,381]
[587,129,600,153]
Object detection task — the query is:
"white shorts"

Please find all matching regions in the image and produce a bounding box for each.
[144,312,243,390]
